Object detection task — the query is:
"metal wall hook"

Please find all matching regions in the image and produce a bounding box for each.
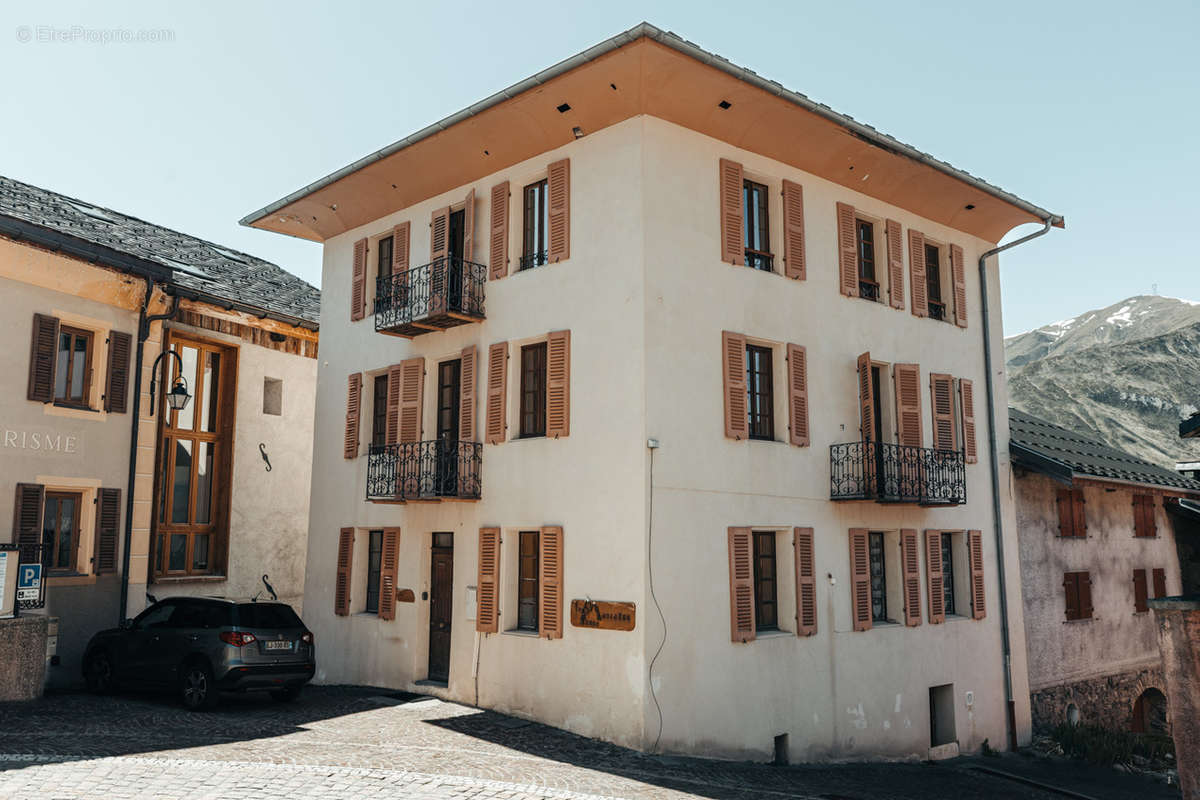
[259,442,272,471]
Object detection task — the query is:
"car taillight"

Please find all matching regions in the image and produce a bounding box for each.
[219,631,257,647]
[301,632,314,645]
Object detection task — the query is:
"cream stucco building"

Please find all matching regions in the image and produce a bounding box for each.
[243,23,1062,761]
[0,176,318,686]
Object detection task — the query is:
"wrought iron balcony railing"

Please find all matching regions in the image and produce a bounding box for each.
[366,440,482,502]
[830,440,966,505]
[374,256,486,337]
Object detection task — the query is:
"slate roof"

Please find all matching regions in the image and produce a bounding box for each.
[1009,408,1200,492]
[0,175,319,326]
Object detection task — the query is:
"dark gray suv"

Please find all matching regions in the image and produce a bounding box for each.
[82,597,315,710]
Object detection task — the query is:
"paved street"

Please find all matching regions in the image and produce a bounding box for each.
[0,687,1173,799]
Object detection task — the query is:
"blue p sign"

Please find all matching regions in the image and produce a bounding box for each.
[18,564,40,589]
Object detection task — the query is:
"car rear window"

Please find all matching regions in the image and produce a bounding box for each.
[168,601,234,629]
[235,603,303,629]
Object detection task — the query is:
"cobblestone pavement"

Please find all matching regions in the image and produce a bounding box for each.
[0,687,1136,799]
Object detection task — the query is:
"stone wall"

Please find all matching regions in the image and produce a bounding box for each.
[1031,665,1168,733]
[0,615,49,701]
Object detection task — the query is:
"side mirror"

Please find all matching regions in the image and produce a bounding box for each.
[121,618,134,630]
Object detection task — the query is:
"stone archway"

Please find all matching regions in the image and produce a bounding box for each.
[1132,687,1168,735]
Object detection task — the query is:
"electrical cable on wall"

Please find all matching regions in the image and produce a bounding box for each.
[647,445,668,753]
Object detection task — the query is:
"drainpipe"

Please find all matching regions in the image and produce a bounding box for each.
[978,217,1059,750]
[116,287,179,625]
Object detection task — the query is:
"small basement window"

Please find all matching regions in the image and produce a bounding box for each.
[263,377,283,416]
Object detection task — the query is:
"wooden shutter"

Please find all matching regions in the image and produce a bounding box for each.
[1063,572,1079,620]
[93,488,121,575]
[849,528,871,632]
[794,527,816,636]
[13,483,44,563]
[1134,494,1157,538]
[378,528,400,621]
[857,352,875,441]
[836,202,858,297]
[385,364,403,445]
[1133,569,1149,613]
[901,529,921,627]
[930,373,956,452]
[950,244,967,328]
[959,379,977,464]
[886,219,904,310]
[786,344,809,447]
[344,373,362,459]
[350,238,368,322]
[430,207,449,262]
[476,527,500,633]
[485,342,508,444]
[781,180,806,280]
[104,331,132,413]
[539,525,564,639]
[1056,488,1074,537]
[719,159,744,264]
[1152,568,1167,600]
[28,313,60,402]
[908,230,927,317]
[547,158,570,263]
[335,527,354,616]
[1072,490,1088,537]
[1078,571,1093,619]
[1145,496,1157,538]
[392,222,411,273]
[722,332,748,440]
[925,530,945,624]
[462,188,475,262]
[893,364,923,448]
[968,529,986,620]
[398,357,424,443]
[727,527,755,642]
[546,330,571,438]
[459,345,476,442]
[489,181,510,280]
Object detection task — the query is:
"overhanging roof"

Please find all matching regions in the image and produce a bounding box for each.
[241,22,1063,244]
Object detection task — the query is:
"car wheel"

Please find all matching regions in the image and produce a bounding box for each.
[270,685,301,703]
[84,651,116,694]
[180,661,219,711]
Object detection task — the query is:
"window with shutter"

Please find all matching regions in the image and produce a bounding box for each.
[476,527,500,633]
[925,530,945,624]
[1152,568,1167,600]
[28,313,60,403]
[1134,494,1157,538]
[794,527,817,636]
[722,332,748,440]
[485,342,508,444]
[459,346,476,443]
[886,220,904,310]
[968,529,986,620]
[751,531,779,630]
[94,487,121,575]
[950,244,967,328]
[385,364,403,446]
[547,159,570,263]
[546,330,570,439]
[959,379,977,464]
[1133,569,1149,613]
[519,343,547,438]
[344,373,362,459]
[857,352,875,442]
[104,331,132,413]
[781,180,806,280]
[351,239,368,322]
[517,530,540,632]
[378,528,400,621]
[462,188,475,263]
[901,529,921,627]
[398,357,424,443]
[745,344,774,441]
[13,483,44,565]
[490,181,510,279]
[1056,488,1087,538]
[1072,489,1088,537]
[908,230,928,318]
[893,364,923,449]
[727,527,755,642]
[849,528,871,632]
[538,525,563,639]
[719,159,744,264]
[335,527,354,616]
[836,202,858,297]
[53,325,94,408]
[786,344,809,447]
[742,180,773,271]
[385,223,411,314]
[929,373,956,452]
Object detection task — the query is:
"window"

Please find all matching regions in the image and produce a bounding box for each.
[856,220,879,301]
[941,533,956,616]
[263,377,282,416]
[745,344,774,440]
[377,234,394,280]
[1057,488,1087,538]
[371,375,388,447]
[1063,571,1093,621]
[519,343,547,438]
[54,326,93,406]
[518,530,539,631]
[925,244,946,321]
[365,530,383,614]
[1133,568,1149,613]
[869,531,887,622]
[742,180,772,270]
[43,491,81,574]
[752,531,778,631]
[521,179,549,270]
[1134,494,1157,538]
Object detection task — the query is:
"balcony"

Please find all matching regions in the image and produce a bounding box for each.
[375,256,486,337]
[830,441,966,505]
[366,441,482,502]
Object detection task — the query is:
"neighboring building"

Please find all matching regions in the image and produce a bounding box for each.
[1178,461,1200,481]
[0,176,319,687]
[1181,412,1199,440]
[242,24,1061,761]
[1009,409,1200,735]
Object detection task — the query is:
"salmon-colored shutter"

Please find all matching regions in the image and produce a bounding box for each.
[781,179,806,280]
[93,487,121,575]
[727,527,756,642]
[13,483,44,562]
[968,529,986,620]
[929,373,956,452]
[857,352,875,441]
[351,238,368,322]
[489,181,510,280]
[950,244,967,328]
[1133,569,1149,612]
[398,357,424,443]
[430,207,449,261]
[27,313,60,402]
[886,219,904,310]
[385,364,403,445]
[908,230,927,317]
[344,372,362,459]
[476,527,500,633]
[546,330,571,439]
[1063,572,1079,620]
[539,525,564,639]
[392,222,411,273]
[893,364,923,448]
[836,202,858,297]
[719,159,744,264]
[104,331,132,413]
[849,528,872,632]
[485,342,508,444]
[459,345,476,442]
[1078,571,1093,619]
[547,159,570,263]
[335,527,354,616]
[786,344,809,447]
[378,528,400,621]
[901,529,922,627]
[722,332,748,440]
[794,527,817,636]
[959,379,977,464]
[1072,490,1088,537]
[1152,567,1167,599]
[925,530,945,624]
[462,188,475,262]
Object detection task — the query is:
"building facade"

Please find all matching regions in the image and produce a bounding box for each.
[0,177,319,686]
[244,24,1061,761]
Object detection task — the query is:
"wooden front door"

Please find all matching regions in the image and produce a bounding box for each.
[428,533,454,683]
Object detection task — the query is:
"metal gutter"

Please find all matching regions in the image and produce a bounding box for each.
[239,22,1064,230]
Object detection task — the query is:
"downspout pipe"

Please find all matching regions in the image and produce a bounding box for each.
[117,288,179,624]
[978,216,1059,750]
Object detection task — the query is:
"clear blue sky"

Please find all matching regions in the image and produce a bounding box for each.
[3,0,1196,335]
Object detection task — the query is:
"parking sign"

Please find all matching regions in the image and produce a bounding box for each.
[16,563,41,602]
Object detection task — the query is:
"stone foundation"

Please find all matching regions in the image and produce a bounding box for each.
[0,615,49,702]
[1030,665,1169,734]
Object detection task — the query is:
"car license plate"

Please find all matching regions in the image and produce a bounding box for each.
[264,640,292,651]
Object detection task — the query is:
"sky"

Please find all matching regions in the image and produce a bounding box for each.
[2,1,1196,336]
